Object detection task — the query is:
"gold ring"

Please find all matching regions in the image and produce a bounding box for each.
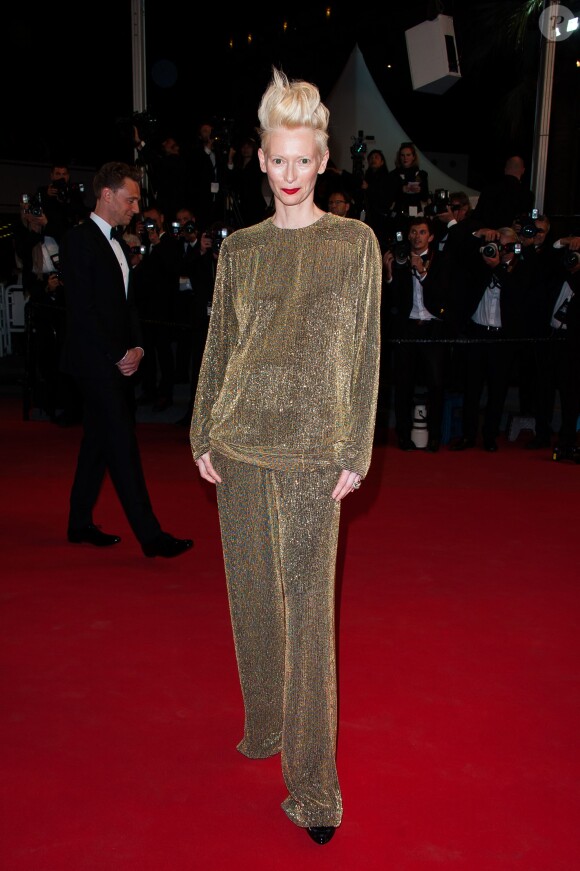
[353,480,361,489]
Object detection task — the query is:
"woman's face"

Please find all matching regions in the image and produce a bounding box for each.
[259,127,328,208]
[399,148,415,168]
[368,152,384,169]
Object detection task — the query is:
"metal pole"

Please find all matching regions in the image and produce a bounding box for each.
[130,0,151,202]
[131,0,147,115]
[530,0,558,213]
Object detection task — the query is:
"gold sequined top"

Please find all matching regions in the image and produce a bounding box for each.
[189,212,382,476]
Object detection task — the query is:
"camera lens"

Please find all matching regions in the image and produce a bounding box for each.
[563,250,580,268]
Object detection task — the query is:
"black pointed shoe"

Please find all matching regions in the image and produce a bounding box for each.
[306,826,336,845]
[67,524,121,547]
[142,532,193,558]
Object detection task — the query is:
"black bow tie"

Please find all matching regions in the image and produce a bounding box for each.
[110,226,122,240]
[420,253,429,263]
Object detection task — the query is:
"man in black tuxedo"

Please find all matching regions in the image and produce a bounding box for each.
[133,202,181,412]
[448,226,529,452]
[383,217,451,452]
[527,234,580,455]
[172,206,214,389]
[59,161,193,558]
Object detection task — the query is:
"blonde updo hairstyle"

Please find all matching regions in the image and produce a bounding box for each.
[258,67,329,157]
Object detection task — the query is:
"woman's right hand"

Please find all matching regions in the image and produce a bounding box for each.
[195,451,222,484]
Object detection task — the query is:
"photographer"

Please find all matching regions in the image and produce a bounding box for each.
[225,136,268,227]
[383,216,451,452]
[526,233,580,457]
[26,263,82,425]
[551,235,580,460]
[26,268,66,421]
[387,142,430,222]
[428,191,478,256]
[132,203,182,412]
[14,195,50,296]
[176,220,229,428]
[184,120,231,230]
[173,207,214,389]
[327,188,355,218]
[360,149,391,250]
[511,211,554,430]
[16,164,88,298]
[449,227,529,452]
[472,155,534,230]
[146,132,194,224]
[35,163,89,243]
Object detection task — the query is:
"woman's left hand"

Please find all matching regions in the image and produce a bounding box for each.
[332,469,363,502]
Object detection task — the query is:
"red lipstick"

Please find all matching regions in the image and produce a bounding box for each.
[282,188,300,195]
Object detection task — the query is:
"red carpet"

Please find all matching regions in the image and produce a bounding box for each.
[1,396,579,870]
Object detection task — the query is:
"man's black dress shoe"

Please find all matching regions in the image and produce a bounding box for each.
[449,437,475,451]
[68,524,121,547]
[398,437,417,451]
[483,438,498,452]
[306,826,336,845]
[142,532,193,558]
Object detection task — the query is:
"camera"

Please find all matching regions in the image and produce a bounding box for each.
[559,247,580,269]
[351,129,374,159]
[50,178,85,204]
[424,189,450,217]
[390,230,411,266]
[211,117,235,159]
[209,226,230,254]
[480,241,522,258]
[480,242,499,258]
[169,221,181,236]
[49,253,63,280]
[131,110,159,144]
[130,245,147,256]
[143,218,157,232]
[21,192,43,216]
[181,220,196,234]
[515,210,541,238]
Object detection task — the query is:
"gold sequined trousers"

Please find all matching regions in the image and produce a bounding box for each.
[213,451,343,828]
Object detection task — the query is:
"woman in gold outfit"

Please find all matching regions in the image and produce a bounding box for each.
[190,67,382,845]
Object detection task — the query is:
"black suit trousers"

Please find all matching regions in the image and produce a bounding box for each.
[69,372,162,544]
[555,336,580,448]
[392,319,448,440]
[461,324,518,441]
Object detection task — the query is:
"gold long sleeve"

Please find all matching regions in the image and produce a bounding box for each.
[190,213,382,476]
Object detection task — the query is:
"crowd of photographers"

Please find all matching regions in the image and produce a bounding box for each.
[376,187,580,463]
[11,139,580,462]
[12,125,253,425]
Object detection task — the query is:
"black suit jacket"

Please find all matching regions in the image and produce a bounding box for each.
[386,249,450,337]
[132,231,181,323]
[471,175,534,229]
[60,219,143,378]
[560,269,580,348]
[449,233,529,337]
